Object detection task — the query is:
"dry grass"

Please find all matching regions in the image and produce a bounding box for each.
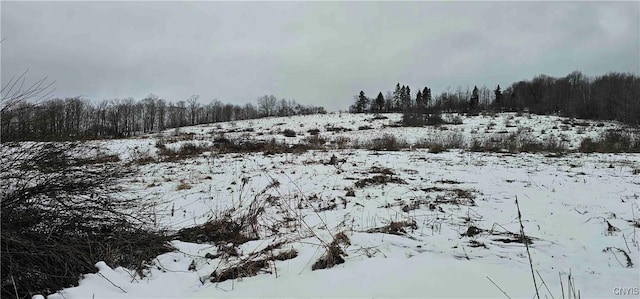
[367,220,418,236]
[311,232,350,271]
[176,181,191,191]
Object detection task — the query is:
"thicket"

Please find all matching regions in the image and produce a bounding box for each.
[1,74,171,298]
[1,142,172,298]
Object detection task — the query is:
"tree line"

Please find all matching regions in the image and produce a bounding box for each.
[350,71,640,126]
[1,93,326,142]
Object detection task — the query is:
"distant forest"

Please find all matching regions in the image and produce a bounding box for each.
[2,70,639,142]
[350,71,640,126]
[0,87,326,142]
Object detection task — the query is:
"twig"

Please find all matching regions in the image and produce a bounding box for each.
[97,272,127,293]
[602,246,633,267]
[486,276,511,299]
[271,249,278,278]
[622,234,632,254]
[536,270,555,299]
[559,272,564,299]
[631,203,638,248]
[462,245,470,260]
[568,272,576,299]
[11,275,19,299]
[516,196,540,299]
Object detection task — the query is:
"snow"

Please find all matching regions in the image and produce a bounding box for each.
[37,112,639,298]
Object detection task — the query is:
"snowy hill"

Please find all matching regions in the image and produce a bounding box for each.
[43,113,639,298]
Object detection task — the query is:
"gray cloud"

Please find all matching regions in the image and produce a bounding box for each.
[2,1,638,111]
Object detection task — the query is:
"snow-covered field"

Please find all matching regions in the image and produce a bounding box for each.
[45,113,639,298]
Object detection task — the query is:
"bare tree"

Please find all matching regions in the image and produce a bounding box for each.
[187,95,200,125]
[257,94,277,117]
[1,70,55,114]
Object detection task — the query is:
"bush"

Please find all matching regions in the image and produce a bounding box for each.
[469,138,502,152]
[402,112,425,127]
[176,181,192,190]
[158,141,216,161]
[579,130,640,153]
[442,133,466,149]
[541,136,568,153]
[282,129,296,137]
[369,134,407,151]
[448,115,463,125]
[469,132,568,153]
[307,128,321,136]
[1,142,170,298]
[129,147,156,165]
[303,135,327,147]
[333,136,351,149]
[325,126,351,133]
[426,114,446,126]
[428,143,446,154]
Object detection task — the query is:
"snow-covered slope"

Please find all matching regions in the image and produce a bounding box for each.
[45,113,639,298]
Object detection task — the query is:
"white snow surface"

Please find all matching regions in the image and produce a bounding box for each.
[40,113,639,298]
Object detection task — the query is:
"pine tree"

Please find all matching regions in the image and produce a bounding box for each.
[494,85,503,108]
[375,92,385,113]
[416,90,423,110]
[393,83,402,112]
[405,86,411,108]
[356,91,369,113]
[422,87,432,108]
[399,85,407,110]
[400,85,411,110]
[470,85,479,111]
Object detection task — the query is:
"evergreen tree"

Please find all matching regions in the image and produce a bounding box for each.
[470,85,479,111]
[400,85,411,110]
[416,90,423,109]
[356,91,369,113]
[494,85,503,108]
[400,85,406,110]
[422,87,432,108]
[405,86,411,107]
[393,83,402,112]
[374,92,385,113]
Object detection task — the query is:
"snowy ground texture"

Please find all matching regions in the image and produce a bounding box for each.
[45,113,639,298]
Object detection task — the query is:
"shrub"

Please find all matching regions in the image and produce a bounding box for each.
[155,138,167,149]
[426,114,446,126]
[442,133,466,149]
[579,130,640,153]
[428,143,446,153]
[282,129,296,137]
[1,142,170,297]
[307,128,321,136]
[129,148,156,165]
[402,112,425,127]
[469,132,568,153]
[333,136,351,149]
[369,134,407,151]
[158,142,216,160]
[325,126,351,133]
[176,181,192,191]
[303,135,327,147]
[541,136,567,153]
[448,115,463,125]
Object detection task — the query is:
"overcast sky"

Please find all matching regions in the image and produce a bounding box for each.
[2,1,638,111]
